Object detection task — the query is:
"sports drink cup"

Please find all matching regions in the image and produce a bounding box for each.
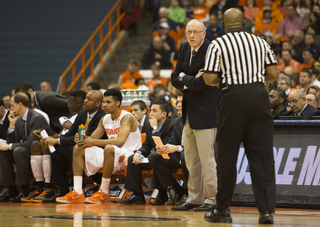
[78,124,85,148]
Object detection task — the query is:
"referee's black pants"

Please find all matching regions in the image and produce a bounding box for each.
[215,83,276,213]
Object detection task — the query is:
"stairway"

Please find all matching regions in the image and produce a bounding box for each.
[98,0,172,89]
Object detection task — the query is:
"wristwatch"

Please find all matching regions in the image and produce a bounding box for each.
[179,73,185,81]
[153,126,158,131]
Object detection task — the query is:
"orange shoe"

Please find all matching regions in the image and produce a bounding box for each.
[85,189,110,204]
[56,190,85,204]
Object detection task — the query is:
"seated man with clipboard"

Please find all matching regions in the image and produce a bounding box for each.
[119,100,175,205]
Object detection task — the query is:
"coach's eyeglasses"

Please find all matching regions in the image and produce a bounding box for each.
[186,30,204,35]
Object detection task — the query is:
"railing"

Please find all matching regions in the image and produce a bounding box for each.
[57,0,125,93]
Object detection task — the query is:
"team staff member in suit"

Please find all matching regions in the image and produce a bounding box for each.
[0,99,10,140]
[119,101,173,205]
[0,92,53,202]
[15,81,71,133]
[171,19,219,211]
[203,8,278,224]
[39,90,107,201]
[130,100,149,133]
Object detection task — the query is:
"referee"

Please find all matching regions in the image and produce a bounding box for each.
[203,8,278,224]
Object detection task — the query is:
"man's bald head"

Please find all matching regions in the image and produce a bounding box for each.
[89,90,103,103]
[222,8,245,33]
[83,90,103,114]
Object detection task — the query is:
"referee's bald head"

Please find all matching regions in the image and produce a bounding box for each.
[222,8,245,33]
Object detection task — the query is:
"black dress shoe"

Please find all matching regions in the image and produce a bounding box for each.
[193,203,215,211]
[151,193,168,205]
[259,213,274,224]
[10,193,27,202]
[171,202,201,211]
[166,193,186,205]
[120,194,145,204]
[204,208,232,223]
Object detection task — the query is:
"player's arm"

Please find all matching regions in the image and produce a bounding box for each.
[203,72,219,86]
[77,118,107,148]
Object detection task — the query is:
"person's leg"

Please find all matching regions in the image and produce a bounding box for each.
[243,86,275,215]
[183,117,203,205]
[180,151,189,192]
[0,150,17,201]
[56,145,86,203]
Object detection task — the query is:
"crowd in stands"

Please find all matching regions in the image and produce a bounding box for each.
[2,0,320,208]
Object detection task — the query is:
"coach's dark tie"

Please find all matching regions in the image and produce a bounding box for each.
[191,49,197,64]
[21,119,26,142]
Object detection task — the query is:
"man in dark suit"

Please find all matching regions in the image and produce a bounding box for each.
[15,81,71,133]
[0,99,10,140]
[155,93,188,205]
[39,90,107,201]
[171,19,220,211]
[285,89,320,119]
[120,100,174,205]
[131,100,149,133]
[0,92,53,202]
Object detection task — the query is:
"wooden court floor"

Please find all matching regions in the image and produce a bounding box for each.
[1,202,320,227]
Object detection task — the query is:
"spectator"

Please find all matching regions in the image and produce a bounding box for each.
[255,0,284,26]
[142,36,172,69]
[2,94,11,109]
[310,67,320,88]
[40,80,52,92]
[206,13,225,41]
[278,4,303,38]
[0,92,53,202]
[306,24,320,35]
[303,33,320,61]
[297,0,313,19]
[299,48,316,71]
[0,99,9,140]
[254,6,279,36]
[168,0,186,24]
[309,12,320,32]
[15,81,71,134]
[307,85,320,96]
[277,75,293,95]
[269,89,288,119]
[191,0,210,24]
[131,100,149,133]
[306,93,319,109]
[313,60,320,72]
[147,63,168,93]
[155,22,176,53]
[56,89,141,204]
[292,30,306,62]
[278,49,301,73]
[118,60,144,86]
[120,101,173,205]
[153,7,181,32]
[108,83,120,90]
[244,0,260,25]
[297,68,312,92]
[286,89,320,119]
[145,0,161,23]
[85,82,100,93]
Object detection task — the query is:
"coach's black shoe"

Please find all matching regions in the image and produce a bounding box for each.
[172,202,201,211]
[259,213,274,224]
[0,195,10,202]
[120,194,145,204]
[193,203,215,211]
[204,208,232,223]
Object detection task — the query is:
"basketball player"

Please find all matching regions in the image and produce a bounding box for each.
[56,89,141,204]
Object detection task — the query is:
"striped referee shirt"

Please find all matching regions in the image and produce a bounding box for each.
[204,31,277,85]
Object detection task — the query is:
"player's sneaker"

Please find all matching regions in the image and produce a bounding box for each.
[31,188,55,203]
[56,190,85,204]
[21,188,43,202]
[85,189,110,204]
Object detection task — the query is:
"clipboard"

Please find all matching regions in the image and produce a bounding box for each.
[152,136,170,159]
